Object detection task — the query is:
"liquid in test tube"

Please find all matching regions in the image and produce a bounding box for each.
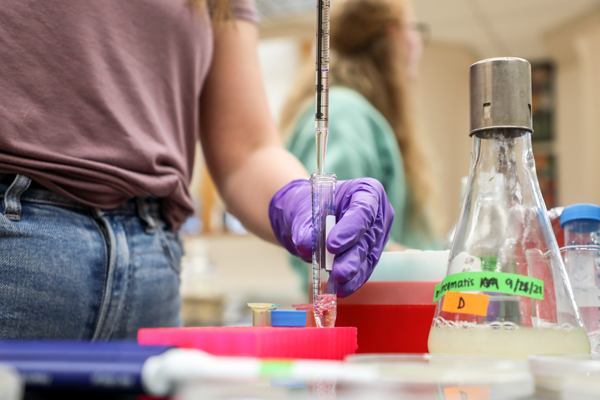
[311,173,337,328]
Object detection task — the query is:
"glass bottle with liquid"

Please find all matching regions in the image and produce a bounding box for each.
[428,57,590,359]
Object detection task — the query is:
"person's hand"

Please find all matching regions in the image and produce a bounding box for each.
[269,178,394,297]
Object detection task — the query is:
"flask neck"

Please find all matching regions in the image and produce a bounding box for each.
[461,129,546,259]
[471,129,536,193]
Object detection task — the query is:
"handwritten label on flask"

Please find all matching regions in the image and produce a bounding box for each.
[433,271,544,302]
[441,291,490,316]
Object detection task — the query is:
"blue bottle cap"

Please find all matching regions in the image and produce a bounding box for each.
[561,204,600,228]
[270,310,307,327]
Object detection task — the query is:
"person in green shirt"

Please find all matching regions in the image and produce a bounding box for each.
[280,0,441,289]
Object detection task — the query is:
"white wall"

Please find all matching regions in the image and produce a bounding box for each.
[257,37,302,125]
[547,10,600,206]
[415,43,478,231]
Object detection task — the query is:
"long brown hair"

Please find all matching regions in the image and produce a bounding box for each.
[189,0,232,21]
[281,0,438,236]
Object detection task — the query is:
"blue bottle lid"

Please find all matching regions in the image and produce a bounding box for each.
[561,204,600,228]
[270,310,307,327]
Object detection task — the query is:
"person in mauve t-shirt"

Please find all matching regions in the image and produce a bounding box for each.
[0,0,394,339]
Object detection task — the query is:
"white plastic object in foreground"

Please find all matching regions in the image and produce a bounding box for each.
[562,371,600,400]
[141,349,378,396]
[0,365,22,400]
[529,354,600,393]
[343,354,533,400]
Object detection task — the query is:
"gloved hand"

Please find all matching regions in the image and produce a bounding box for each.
[269,178,394,297]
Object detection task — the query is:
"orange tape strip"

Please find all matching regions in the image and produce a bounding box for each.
[444,385,491,400]
[441,291,490,316]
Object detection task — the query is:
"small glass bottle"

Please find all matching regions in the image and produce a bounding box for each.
[310,173,337,328]
[428,58,589,358]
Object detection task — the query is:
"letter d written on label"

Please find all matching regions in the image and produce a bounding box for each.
[442,291,490,316]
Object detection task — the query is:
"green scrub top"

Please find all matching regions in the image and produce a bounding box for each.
[286,87,437,288]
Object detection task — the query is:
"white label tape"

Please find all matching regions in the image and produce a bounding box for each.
[325,215,336,271]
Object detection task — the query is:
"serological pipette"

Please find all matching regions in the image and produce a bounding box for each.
[315,0,331,175]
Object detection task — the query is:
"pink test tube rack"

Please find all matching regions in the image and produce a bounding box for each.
[138,326,357,360]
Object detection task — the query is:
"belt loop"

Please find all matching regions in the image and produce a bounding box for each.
[91,207,104,219]
[136,197,156,234]
[3,174,32,221]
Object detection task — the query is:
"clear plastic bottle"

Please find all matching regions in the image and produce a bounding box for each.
[561,204,600,353]
[428,58,589,358]
[311,173,337,328]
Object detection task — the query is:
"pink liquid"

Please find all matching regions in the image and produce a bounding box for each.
[314,294,337,328]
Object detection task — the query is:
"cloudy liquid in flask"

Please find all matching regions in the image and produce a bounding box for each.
[428,322,590,359]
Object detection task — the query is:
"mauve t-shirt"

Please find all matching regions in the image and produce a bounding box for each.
[0,0,257,230]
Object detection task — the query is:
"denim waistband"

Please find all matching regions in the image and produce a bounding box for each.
[0,173,161,217]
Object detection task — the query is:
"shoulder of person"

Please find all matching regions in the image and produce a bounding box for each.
[329,87,392,133]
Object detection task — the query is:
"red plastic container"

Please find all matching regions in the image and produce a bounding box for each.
[337,281,438,354]
[138,326,357,360]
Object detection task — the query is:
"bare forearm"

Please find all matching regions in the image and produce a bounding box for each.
[220,146,308,243]
[199,20,309,243]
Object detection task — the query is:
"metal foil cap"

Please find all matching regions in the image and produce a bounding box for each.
[470,57,533,135]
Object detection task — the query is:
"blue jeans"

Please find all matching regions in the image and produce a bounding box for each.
[0,174,183,339]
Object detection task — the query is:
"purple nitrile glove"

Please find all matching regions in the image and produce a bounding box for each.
[269,178,394,297]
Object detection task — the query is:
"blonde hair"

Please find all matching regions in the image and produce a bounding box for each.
[189,0,233,22]
[281,0,438,236]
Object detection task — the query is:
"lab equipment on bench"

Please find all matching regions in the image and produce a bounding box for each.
[311,173,337,328]
[529,354,600,395]
[0,341,170,394]
[311,0,337,329]
[314,0,331,176]
[292,303,315,327]
[0,365,21,400]
[429,57,589,358]
[341,354,534,400]
[142,348,377,397]
[561,203,600,353]
[270,310,307,327]
[138,326,357,360]
[337,250,448,354]
[247,303,278,327]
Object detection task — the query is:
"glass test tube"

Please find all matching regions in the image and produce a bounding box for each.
[311,173,337,328]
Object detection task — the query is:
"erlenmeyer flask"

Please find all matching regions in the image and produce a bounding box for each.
[428,57,590,358]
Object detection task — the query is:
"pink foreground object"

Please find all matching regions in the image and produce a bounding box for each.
[138,327,357,360]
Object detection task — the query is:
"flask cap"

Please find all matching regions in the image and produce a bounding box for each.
[561,204,600,229]
[470,57,533,135]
